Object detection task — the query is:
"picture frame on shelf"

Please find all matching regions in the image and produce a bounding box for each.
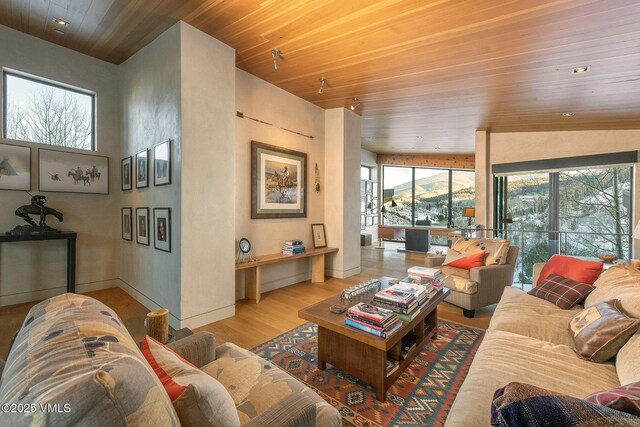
[135,149,148,189]
[0,143,31,191]
[153,208,171,252]
[122,207,132,241]
[311,223,327,248]
[251,140,307,219]
[136,207,149,245]
[38,148,108,194]
[153,140,171,186]
[121,156,132,191]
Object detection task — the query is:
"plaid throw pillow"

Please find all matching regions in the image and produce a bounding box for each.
[491,382,640,427]
[586,382,640,417]
[528,273,595,309]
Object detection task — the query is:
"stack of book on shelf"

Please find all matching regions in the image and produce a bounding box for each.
[407,266,441,280]
[372,283,423,321]
[282,240,306,255]
[386,358,400,376]
[345,303,402,338]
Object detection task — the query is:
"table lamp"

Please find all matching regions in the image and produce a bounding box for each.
[633,221,640,269]
[462,207,475,226]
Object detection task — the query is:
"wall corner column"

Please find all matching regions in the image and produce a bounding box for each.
[475,130,490,228]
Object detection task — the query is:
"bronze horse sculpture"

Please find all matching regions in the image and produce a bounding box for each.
[15,195,63,228]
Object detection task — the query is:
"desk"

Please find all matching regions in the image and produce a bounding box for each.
[235,247,339,303]
[0,231,77,293]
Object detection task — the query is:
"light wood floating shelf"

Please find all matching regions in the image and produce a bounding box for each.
[235,247,339,303]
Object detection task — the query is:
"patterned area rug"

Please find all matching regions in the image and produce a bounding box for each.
[250,320,484,427]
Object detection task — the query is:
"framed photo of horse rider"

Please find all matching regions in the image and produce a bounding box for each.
[38,148,109,194]
[251,140,307,219]
[121,156,132,191]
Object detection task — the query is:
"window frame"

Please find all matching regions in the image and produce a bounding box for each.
[381,164,475,228]
[360,165,372,181]
[2,69,97,151]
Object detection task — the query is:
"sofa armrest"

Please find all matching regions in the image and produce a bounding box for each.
[425,254,446,268]
[166,331,216,368]
[532,263,546,287]
[469,264,515,287]
[243,393,316,427]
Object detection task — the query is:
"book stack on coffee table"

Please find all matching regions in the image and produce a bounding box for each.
[345,303,402,338]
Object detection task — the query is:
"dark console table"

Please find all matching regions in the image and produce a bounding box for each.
[0,231,77,293]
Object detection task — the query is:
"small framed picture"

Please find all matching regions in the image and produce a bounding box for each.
[121,157,132,191]
[122,207,132,241]
[0,143,31,191]
[153,208,171,252]
[311,223,327,248]
[136,207,150,245]
[135,149,148,188]
[153,140,171,186]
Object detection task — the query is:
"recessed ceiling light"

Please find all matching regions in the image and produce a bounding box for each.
[571,65,590,74]
[562,112,575,117]
[416,135,422,139]
[434,147,441,150]
[52,17,69,27]
[368,137,373,141]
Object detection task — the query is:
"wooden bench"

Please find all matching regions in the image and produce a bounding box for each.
[235,247,339,303]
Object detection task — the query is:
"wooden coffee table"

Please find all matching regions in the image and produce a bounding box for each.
[298,285,450,402]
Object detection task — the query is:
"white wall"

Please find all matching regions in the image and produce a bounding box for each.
[361,148,378,241]
[118,23,183,326]
[324,108,361,278]
[235,69,326,295]
[482,129,640,256]
[179,23,236,328]
[0,25,120,306]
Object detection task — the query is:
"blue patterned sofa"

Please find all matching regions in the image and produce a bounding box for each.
[0,293,341,426]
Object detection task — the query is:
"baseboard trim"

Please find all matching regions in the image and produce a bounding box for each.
[179,305,235,329]
[0,279,118,307]
[260,272,311,293]
[326,265,361,279]
[117,279,182,329]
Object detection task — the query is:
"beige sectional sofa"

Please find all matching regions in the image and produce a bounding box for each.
[445,263,640,426]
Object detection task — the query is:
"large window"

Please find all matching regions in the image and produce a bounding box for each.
[3,71,95,150]
[382,165,475,228]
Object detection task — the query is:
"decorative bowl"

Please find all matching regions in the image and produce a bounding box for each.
[597,254,617,263]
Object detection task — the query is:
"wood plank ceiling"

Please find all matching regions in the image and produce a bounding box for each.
[1,0,639,153]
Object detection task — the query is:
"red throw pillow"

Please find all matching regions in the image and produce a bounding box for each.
[537,255,603,286]
[443,251,485,270]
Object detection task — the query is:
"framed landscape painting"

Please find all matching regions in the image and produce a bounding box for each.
[251,141,306,219]
[0,143,31,191]
[38,148,108,194]
[153,140,171,186]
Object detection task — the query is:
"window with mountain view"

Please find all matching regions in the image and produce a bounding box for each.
[500,166,632,284]
[3,71,95,150]
[381,165,475,230]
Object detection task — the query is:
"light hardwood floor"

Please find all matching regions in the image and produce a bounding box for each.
[0,246,495,358]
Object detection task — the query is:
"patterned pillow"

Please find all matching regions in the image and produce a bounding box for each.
[585,382,640,417]
[528,273,595,309]
[569,299,640,363]
[491,382,640,427]
[141,336,240,427]
[451,238,510,265]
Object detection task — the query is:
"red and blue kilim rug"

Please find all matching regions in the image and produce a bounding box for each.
[250,320,484,427]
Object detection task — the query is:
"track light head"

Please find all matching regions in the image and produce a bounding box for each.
[318,77,327,94]
[271,49,283,70]
[350,97,360,111]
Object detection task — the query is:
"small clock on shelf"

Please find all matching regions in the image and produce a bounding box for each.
[236,237,255,263]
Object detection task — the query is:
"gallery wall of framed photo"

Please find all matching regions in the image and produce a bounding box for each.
[120,139,173,252]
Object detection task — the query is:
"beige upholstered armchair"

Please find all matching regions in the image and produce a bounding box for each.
[428,239,519,318]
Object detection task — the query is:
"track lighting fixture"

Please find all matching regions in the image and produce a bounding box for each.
[271,48,283,70]
[318,77,327,94]
[349,97,361,111]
